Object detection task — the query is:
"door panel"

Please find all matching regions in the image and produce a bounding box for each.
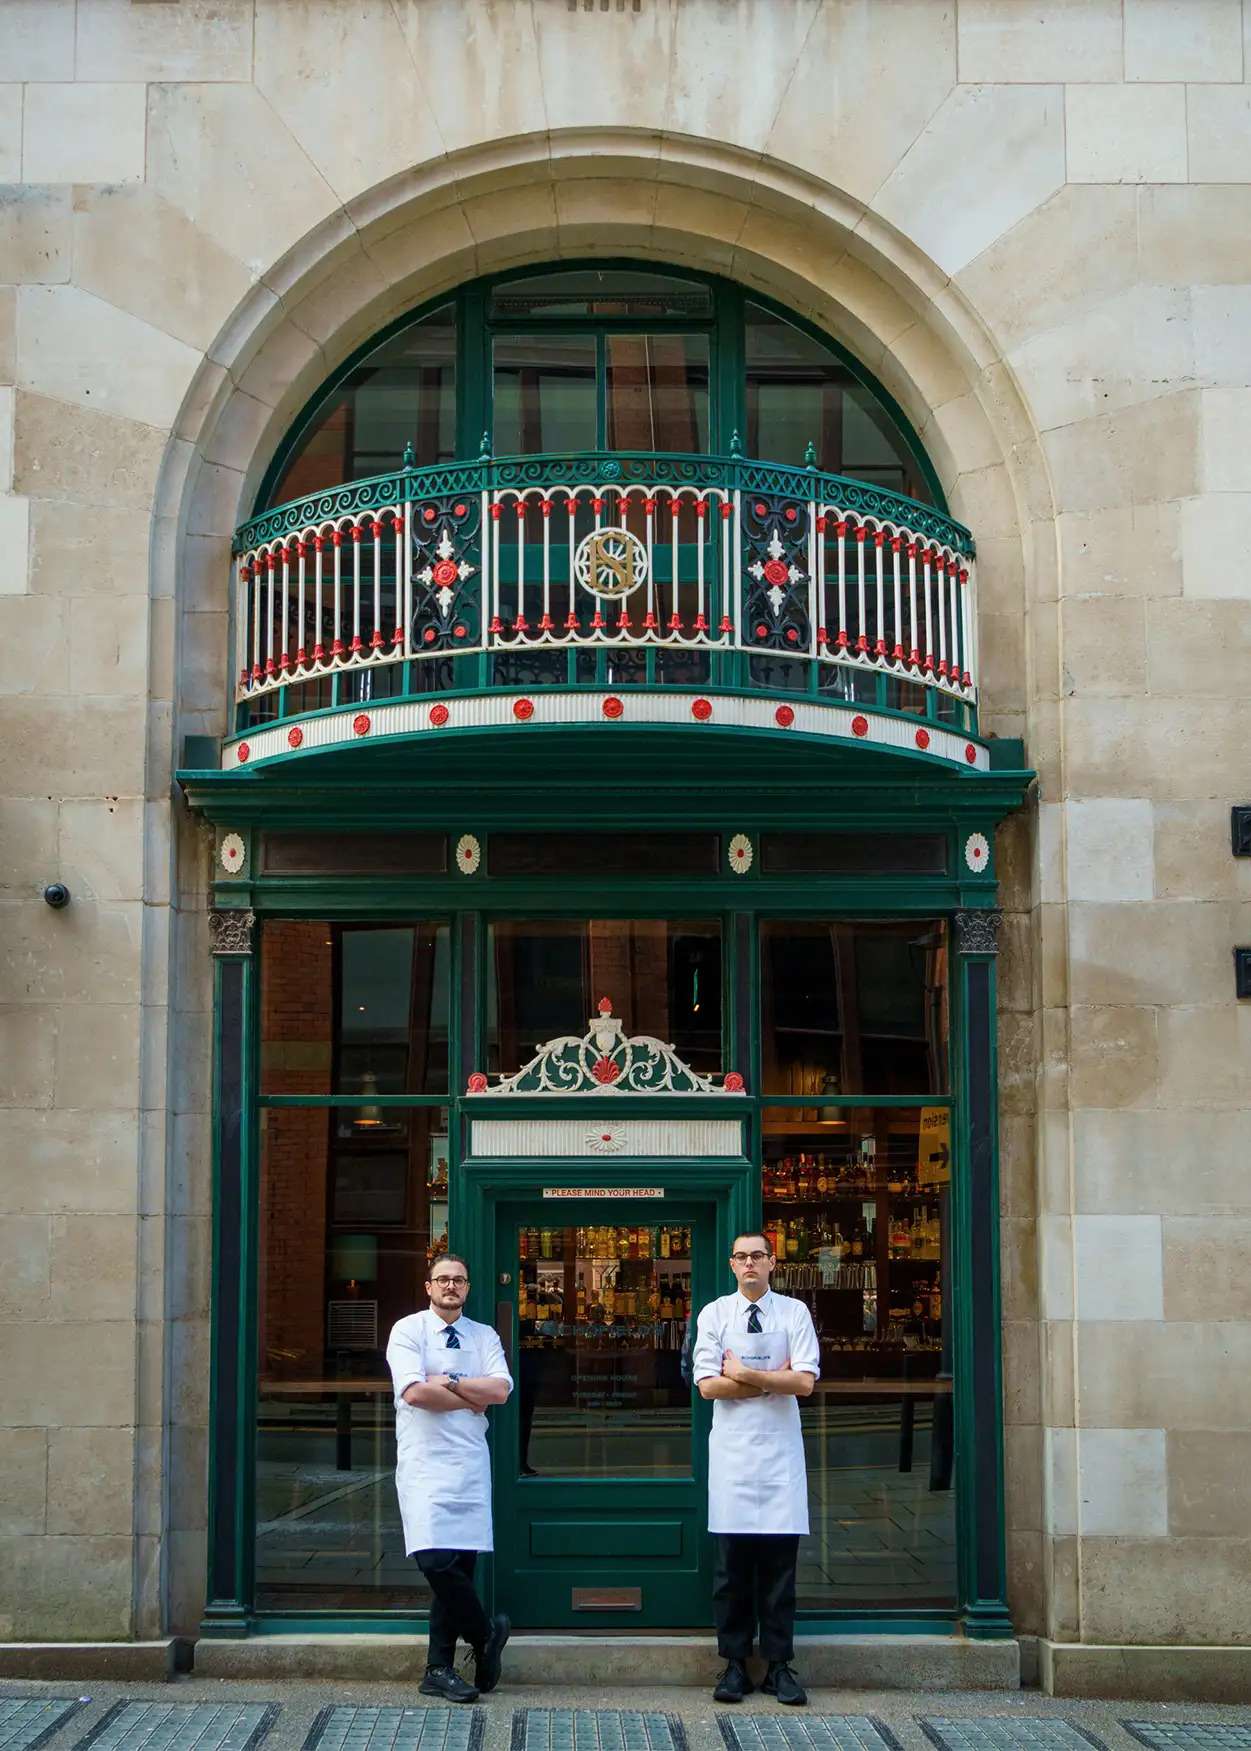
[492,1199,716,1629]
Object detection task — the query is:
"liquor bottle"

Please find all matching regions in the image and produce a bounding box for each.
[602,1282,615,1315]
[639,1227,652,1259]
[660,1276,674,1319]
[518,1229,529,1261]
[576,1282,587,1320]
[659,1224,671,1258]
[672,1281,686,1319]
[540,1227,554,1259]
[850,1223,864,1260]
[816,1157,829,1196]
[797,1155,812,1199]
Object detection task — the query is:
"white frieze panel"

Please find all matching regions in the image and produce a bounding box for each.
[469,1118,745,1159]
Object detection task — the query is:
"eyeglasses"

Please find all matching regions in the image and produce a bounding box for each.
[730,1250,770,1264]
[430,1275,468,1287]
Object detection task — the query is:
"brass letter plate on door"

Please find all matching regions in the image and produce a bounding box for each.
[571,1587,643,1611]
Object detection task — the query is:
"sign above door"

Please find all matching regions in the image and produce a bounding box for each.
[466,998,746,1098]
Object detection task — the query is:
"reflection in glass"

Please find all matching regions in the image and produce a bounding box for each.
[265,305,456,508]
[493,334,597,455]
[255,1105,450,1608]
[517,1223,694,1478]
[745,302,931,502]
[488,918,722,1075]
[605,334,709,453]
[759,1105,955,1610]
[260,921,450,1096]
[760,919,948,1096]
[489,269,714,321]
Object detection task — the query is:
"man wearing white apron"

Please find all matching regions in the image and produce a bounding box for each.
[693,1232,820,1706]
[386,1253,513,1702]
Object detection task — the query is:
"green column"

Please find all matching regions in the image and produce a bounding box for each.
[953,907,1013,1640]
[202,908,258,1637]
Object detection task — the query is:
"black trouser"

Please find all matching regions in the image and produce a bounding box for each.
[414,1548,490,1670]
[712,1533,799,1663]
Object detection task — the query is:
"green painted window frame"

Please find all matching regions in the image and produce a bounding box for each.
[254,260,947,519]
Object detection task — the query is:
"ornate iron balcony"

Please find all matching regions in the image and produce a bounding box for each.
[226,447,983,771]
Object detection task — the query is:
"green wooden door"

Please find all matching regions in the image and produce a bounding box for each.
[491,1196,718,1629]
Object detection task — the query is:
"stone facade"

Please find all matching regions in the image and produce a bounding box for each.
[1,0,1249,1685]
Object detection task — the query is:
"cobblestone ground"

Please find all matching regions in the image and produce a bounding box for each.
[1,1678,1248,1751]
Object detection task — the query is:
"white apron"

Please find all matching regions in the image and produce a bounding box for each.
[706,1329,810,1535]
[387,1312,506,1555]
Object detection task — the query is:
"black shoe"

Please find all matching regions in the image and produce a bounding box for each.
[713,1659,754,1703]
[762,1662,807,1706]
[419,1666,479,1703]
[474,1612,510,1693]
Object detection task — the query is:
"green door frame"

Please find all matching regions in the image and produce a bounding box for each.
[464,1157,750,1630]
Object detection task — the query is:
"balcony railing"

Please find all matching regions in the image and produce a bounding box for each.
[230,447,977,739]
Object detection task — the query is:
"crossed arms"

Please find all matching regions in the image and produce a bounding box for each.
[402,1374,511,1413]
[697,1350,816,1401]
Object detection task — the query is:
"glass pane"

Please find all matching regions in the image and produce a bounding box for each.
[260,920,450,1095]
[493,334,597,454]
[605,334,709,453]
[759,1105,955,1611]
[759,919,948,1096]
[255,1104,449,1609]
[517,1222,694,1477]
[487,918,722,1075]
[745,302,932,503]
[490,269,712,320]
[265,305,456,508]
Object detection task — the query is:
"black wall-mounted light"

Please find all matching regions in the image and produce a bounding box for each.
[1233,807,1251,858]
[43,883,71,909]
[1236,948,1251,1001]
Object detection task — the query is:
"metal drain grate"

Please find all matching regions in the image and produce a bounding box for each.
[919,1723,1106,1751]
[75,1704,277,1751]
[512,1714,687,1751]
[1123,1728,1251,1751]
[0,1700,86,1751]
[717,1719,902,1751]
[307,1710,484,1751]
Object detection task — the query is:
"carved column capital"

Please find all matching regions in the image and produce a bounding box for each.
[954,908,1002,956]
[209,908,256,956]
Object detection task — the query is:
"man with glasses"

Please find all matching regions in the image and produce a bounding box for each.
[387,1254,513,1702]
[693,1232,820,1707]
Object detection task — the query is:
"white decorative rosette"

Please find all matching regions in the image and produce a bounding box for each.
[728,833,754,874]
[455,833,482,876]
[219,832,246,875]
[964,831,990,873]
[586,1127,626,1155]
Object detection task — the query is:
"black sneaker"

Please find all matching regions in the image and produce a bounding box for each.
[713,1659,754,1703]
[474,1612,510,1693]
[762,1662,807,1706]
[419,1666,479,1703]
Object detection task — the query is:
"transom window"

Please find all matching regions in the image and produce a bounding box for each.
[262,264,937,512]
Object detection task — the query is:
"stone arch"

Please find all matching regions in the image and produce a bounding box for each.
[160,129,1048,751]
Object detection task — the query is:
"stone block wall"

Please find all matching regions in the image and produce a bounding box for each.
[0,0,1248,1658]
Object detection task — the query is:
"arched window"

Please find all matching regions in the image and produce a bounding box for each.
[261,266,937,514]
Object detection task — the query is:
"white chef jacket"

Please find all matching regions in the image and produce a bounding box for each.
[386,1308,513,1556]
[692,1288,820,1536]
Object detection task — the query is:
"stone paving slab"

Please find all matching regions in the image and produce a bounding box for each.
[511,1713,687,1751]
[919,1721,1105,1751]
[1122,1729,1251,1751]
[74,1704,277,1751]
[0,1702,86,1751]
[716,1714,904,1751]
[306,1709,483,1751]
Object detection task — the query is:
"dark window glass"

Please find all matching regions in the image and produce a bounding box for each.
[761,835,948,876]
[261,833,446,875]
[489,269,713,320]
[605,333,709,453]
[745,302,931,502]
[259,920,450,1095]
[759,1103,955,1610]
[255,1102,449,1609]
[760,919,948,1095]
[265,305,456,509]
[488,918,722,1074]
[488,833,719,878]
[493,333,597,454]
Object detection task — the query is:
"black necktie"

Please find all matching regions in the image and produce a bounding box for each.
[444,1327,461,1349]
[747,1305,762,1333]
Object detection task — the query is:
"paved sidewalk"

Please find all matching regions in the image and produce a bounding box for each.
[1,1675,1249,1751]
